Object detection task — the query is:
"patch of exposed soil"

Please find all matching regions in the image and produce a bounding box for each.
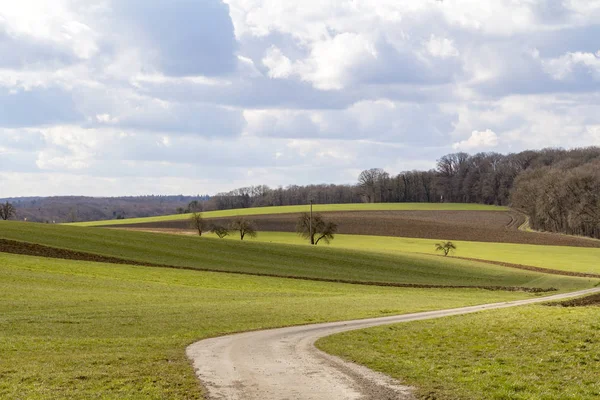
[449,255,600,279]
[0,238,551,293]
[107,210,600,248]
[547,293,600,307]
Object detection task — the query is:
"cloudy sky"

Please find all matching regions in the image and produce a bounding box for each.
[1,0,600,197]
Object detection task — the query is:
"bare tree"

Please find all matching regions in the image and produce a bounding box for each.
[0,202,16,220]
[358,168,386,203]
[435,241,456,256]
[189,212,206,236]
[67,207,78,223]
[230,217,257,240]
[210,224,230,239]
[296,213,338,245]
[188,200,203,212]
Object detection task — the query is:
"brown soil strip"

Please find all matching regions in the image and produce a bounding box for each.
[448,255,600,279]
[546,293,600,307]
[105,210,600,248]
[0,238,552,293]
[0,238,156,267]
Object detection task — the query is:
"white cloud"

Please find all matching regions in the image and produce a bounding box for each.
[96,114,118,124]
[0,0,100,63]
[261,33,379,90]
[262,46,294,78]
[542,51,600,80]
[297,33,378,90]
[453,129,499,150]
[426,35,459,58]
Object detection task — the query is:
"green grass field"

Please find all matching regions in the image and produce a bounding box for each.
[0,253,536,399]
[318,304,600,399]
[0,221,593,290]
[215,231,600,275]
[71,203,508,227]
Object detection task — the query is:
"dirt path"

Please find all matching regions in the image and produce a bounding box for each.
[187,287,600,400]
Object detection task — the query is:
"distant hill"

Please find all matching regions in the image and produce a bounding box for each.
[1,196,206,223]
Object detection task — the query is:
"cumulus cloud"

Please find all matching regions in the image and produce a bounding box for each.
[262,46,294,78]
[542,51,600,80]
[426,35,459,59]
[453,129,499,150]
[296,33,378,90]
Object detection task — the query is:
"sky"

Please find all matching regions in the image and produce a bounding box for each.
[1,0,600,197]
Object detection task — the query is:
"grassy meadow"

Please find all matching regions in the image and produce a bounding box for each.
[210,231,600,275]
[0,252,536,399]
[71,203,508,227]
[0,221,594,291]
[3,212,599,400]
[318,303,600,399]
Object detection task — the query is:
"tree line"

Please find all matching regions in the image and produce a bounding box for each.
[197,147,600,239]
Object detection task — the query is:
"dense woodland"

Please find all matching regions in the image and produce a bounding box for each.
[2,147,599,239]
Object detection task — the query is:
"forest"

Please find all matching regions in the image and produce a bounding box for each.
[205,147,600,239]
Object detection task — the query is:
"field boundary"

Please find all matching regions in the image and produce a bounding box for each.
[0,238,553,293]
[444,254,600,279]
[70,203,509,227]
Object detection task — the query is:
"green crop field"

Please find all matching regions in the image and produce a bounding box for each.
[212,231,600,276]
[0,221,593,290]
[318,303,600,400]
[0,253,535,399]
[70,203,508,227]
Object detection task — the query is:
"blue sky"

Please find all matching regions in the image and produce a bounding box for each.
[1,0,600,196]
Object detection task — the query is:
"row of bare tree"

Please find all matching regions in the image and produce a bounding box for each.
[512,161,600,238]
[190,212,338,245]
[199,147,600,239]
[199,148,600,208]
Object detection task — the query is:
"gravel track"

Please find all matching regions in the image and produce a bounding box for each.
[187,287,600,400]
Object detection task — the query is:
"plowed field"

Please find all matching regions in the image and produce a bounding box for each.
[109,210,600,248]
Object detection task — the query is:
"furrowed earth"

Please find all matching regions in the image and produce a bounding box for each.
[107,210,600,248]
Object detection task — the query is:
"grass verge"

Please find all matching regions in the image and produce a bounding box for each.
[0,221,593,291]
[70,203,508,227]
[0,253,533,399]
[318,304,600,399]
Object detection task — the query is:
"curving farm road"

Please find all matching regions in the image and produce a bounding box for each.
[187,287,600,400]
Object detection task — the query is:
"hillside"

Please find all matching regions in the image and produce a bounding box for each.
[0,220,592,291]
[1,195,205,223]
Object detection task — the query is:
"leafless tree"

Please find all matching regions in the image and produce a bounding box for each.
[188,200,203,212]
[0,202,16,220]
[512,159,600,239]
[189,212,206,236]
[296,212,338,245]
[435,241,456,256]
[210,224,229,239]
[358,168,386,203]
[230,217,257,240]
[67,207,78,223]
